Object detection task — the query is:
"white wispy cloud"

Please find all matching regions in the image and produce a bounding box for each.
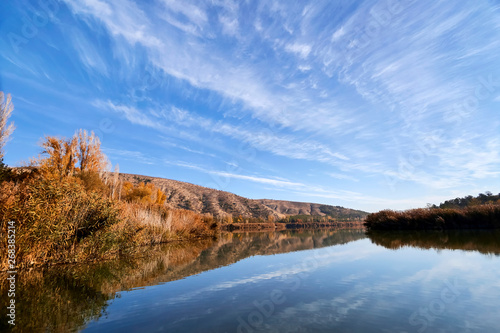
[64,0,162,47]
[70,29,109,76]
[163,159,308,189]
[331,26,345,42]
[93,100,166,130]
[103,148,156,165]
[285,42,312,58]
[157,0,209,36]
[212,122,352,165]
[210,171,305,188]
[93,99,357,170]
[62,0,359,137]
[327,172,359,182]
[58,0,500,208]
[158,137,216,158]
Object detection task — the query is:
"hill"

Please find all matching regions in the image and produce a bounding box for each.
[118,173,368,221]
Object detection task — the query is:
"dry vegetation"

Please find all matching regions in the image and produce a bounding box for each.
[364,203,500,231]
[0,145,217,270]
[0,92,217,269]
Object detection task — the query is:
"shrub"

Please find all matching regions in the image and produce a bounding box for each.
[77,170,109,195]
[121,181,166,205]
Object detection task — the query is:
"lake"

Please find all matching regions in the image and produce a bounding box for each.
[2,228,500,332]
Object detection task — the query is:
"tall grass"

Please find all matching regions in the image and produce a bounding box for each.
[119,202,217,246]
[0,169,218,270]
[364,204,500,231]
[0,173,125,268]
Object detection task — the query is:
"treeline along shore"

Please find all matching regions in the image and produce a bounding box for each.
[364,193,500,231]
[222,220,365,232]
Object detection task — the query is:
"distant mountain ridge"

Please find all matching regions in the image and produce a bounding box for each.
[119,173,368,221]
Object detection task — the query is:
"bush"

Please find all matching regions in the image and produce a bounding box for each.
[77,170,109,195]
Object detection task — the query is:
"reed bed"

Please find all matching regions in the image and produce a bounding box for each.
[0,171,218,270]
[364,204,500,231]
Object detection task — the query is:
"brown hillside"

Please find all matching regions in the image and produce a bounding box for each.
[118,173,368,221]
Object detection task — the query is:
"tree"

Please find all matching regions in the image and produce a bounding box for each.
[39,135,78,177]
[37,130,109,178]
[0,92,15,161]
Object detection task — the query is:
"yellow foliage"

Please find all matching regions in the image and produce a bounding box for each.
[38,135,78,177]
[155,188,166,205]
[121,181,167,206]
[35,129,109,179]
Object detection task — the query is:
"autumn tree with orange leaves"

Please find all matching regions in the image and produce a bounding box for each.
[36,129,109,178]
[121,181,167,206]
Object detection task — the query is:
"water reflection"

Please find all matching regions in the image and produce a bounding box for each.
[367,229,500,255]
[0,238,215,333]
[81,229,500,333]
[0,229,364,332]
[4,228,500,332]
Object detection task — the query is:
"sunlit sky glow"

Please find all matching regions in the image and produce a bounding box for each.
[1,0,500,212]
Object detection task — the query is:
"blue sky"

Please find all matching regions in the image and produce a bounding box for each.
[1,0,499,212]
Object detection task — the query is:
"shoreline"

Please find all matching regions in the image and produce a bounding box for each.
[1,224,366,272]
[364,205,500,231]
[221,221,365,232]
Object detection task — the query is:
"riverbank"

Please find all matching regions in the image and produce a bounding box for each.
[364,204,500,231]
[0,166,219,271]
[221,221,365,232]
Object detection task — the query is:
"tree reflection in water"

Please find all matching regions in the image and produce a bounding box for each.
[367,229,500,255]
[0,228,365,332]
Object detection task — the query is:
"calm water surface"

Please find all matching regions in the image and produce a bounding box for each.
[3,229,500,332]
